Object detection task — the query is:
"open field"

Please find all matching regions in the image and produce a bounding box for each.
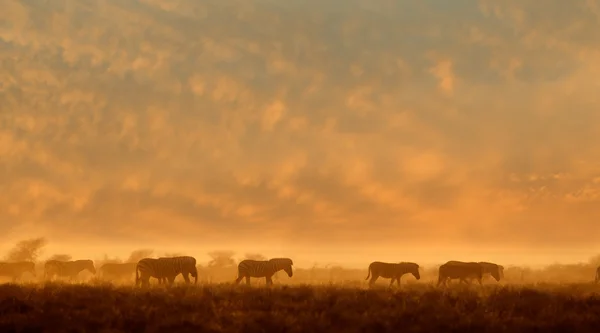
[1,283,600,332]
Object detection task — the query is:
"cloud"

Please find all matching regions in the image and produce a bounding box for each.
[1,0,600,262]
[429,59,455,95]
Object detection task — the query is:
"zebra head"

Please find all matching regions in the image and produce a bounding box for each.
[81,260,97,275]
[190,265,198,285]
[179,256,198,285]
[271,258,293,277]
[490,264,502,282]
[406,262,421,280]
[24,262,36,277]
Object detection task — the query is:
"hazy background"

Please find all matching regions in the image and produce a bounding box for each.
[1,0,600,268]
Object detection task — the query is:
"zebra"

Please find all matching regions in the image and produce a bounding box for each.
[365,261,420,287]
[235,258,293,286]
[44,260,96,281]
[135,256,198,287]
[0,261,36,282]
[437,261,483,287]
[99,262,137,281]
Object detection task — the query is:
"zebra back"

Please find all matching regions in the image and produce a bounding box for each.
[100,262,137,277]
[439,261,483,280]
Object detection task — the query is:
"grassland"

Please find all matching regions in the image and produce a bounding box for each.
[1,283,600,332]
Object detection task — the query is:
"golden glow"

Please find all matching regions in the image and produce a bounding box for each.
[1,0,600,266]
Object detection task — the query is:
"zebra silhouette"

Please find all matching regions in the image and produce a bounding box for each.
[235,258,293,286]
[365,261,420,287]
[135,256,197,287]
[437,261,483,287]
[44,260,96,281]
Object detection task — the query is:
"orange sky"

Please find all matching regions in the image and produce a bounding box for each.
[1,0,600,267]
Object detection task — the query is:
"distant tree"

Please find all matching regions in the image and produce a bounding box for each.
[207,250,236,268]
[126,249,154,263]
[4,237,47,262]
[48,254,72,261]
[162,252,185,258]
[588,254,600,267]
[243,253,267,261]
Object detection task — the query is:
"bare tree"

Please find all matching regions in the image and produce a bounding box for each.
[48,254,72,261]
[207,250,236,268]
[126,249,154,263]
[4,237,47,262]
[243,253,267,261]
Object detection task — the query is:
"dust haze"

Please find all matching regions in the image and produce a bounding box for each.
[2,237,600,286]
[2,1,600,271]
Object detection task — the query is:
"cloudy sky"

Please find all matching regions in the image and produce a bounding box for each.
[1,0,600,266]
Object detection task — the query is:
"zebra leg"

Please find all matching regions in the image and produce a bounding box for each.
[266,276,273,287]
[234,275,243,284]
[368,275,378,287]
[389,278,395,288]
[245,276,251,286]
[163,276,173,288]
[437,276,448,287]
[436,276,443,287]
[182,273,190,284]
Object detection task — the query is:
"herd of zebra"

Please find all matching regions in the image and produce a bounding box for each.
[1,257,600,287]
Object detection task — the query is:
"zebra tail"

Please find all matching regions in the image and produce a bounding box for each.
[365,267,371,280]
[135,266,139,285]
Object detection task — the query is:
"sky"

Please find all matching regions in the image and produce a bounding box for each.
[1,0,600,267]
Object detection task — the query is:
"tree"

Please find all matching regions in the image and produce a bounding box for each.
[207,250,236,268]
[126,249,154,263]
[588,254,600,267]
[48,254,72,261]
[4,237,47,262]
[162,252,185,258]
[243,253,267,261]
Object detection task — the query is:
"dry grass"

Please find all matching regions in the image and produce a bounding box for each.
[1,283,600,332]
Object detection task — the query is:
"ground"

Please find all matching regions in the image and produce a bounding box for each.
[1,283,600,332]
